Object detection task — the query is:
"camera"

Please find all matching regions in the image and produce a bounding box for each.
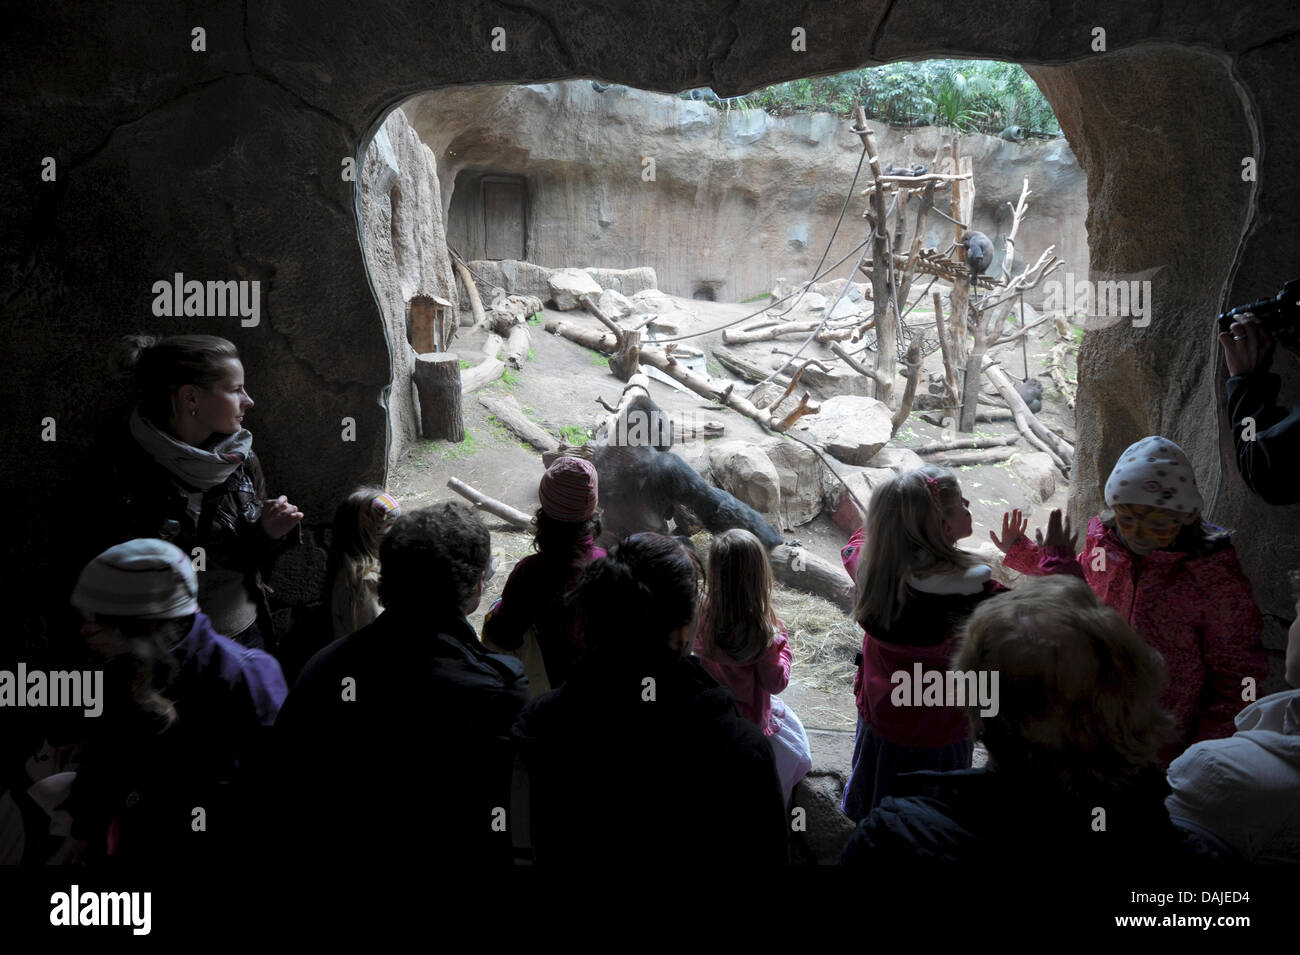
[1218,277,1300,352]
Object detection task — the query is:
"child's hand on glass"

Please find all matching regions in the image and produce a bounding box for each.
[990,509,1028,553]
[1036,509,1078,551]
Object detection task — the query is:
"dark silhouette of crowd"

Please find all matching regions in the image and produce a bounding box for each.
[2,330,1297,870]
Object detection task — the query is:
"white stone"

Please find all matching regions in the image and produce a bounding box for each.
[598,288,634,318]
[548,267,603,310]
[801,396,894,466]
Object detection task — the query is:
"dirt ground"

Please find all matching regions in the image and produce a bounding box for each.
[388,291,1077,750]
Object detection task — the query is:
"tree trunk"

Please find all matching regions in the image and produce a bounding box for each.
[413,353,465,442]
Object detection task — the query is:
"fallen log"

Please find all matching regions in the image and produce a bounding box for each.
[461,357,505,393]
[983,358,1073,472]
[504,324,532,370]
[446,477,532,529]
[477,393,560,453]
[547,319,819,433]
[598,373,653,441]
[890,338,923,435]
[453,259,487,329]
[769,544,854,613]
[913,434,1018,454]
[723,321,822,345]
[924,447,1018,467]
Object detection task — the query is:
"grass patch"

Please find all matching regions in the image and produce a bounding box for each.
[559,425,591,447]
[410,431,478,462]
[740,291,773,304]
[527,348,535,362]
[496,368,521,390]
[706,357,722,376]
[585,348,610,368]
[458,358,473,370]
[527,312,543,326]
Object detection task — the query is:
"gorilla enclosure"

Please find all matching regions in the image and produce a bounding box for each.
[3,1,1299,670]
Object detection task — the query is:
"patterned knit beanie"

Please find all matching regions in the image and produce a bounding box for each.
[539,457,599,522]
[72,539,200,620]
[1104,435,1203,514]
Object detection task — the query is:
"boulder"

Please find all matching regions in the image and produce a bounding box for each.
[707,441,782,524]
[865,444,926,474]
[598,288,634,319]
[1011,451,1058,503]
[970,539,1023,588]
[585,266,657,296]
[548,267,603,310]
[798,396,894,466]
[801,291,828,311]
[466,259,556,302]
[821,463,894,533]
[630,288,674,313]
[760,435,823,529]
[826,297,862,320]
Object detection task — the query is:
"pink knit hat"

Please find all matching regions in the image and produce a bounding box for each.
[539,457,599,522]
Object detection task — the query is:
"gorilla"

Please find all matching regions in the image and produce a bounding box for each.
[960,230,994,287]
[1015,377,1044,414]
[590,394,783,550]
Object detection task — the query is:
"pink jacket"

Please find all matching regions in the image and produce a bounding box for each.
[841,527,1082,748]
[1003,516,1267,758]
[696,628,791,736]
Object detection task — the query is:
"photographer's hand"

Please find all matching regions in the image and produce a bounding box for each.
[1219,312,1276,376]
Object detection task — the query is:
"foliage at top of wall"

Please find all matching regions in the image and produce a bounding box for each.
[680,60,1061,136]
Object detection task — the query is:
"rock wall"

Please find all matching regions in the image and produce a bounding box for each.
[359,107,459,472]
[403,81,1087,305]
[2,0,1299,674]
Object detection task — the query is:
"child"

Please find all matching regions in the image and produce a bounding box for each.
[840,466,1078,821]
[995,435,1267,760]
[694,528,812,807]
[326,488,402,641]
[483,456,605,692]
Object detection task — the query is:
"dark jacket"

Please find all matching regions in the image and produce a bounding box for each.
[1226,371,1300,504]
[512,649,789,865]
[66,612,287,866]
[840,766,1222,868]
[97,427,294,645]
[272,606,529,865]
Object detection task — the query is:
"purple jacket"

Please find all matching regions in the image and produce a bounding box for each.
[68,612,287,863]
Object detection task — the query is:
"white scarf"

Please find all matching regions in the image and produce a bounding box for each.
[129,406,252,490]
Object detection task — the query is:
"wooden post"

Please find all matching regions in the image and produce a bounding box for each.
[412,352,465,442]
[852,107,895,405]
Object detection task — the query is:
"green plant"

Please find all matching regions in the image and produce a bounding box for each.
[706,357,722,376]
[498,368,520,390]
[559,425,590,447]
[433,431,479,461]
[527,348,535,362]
[526,312,543,325]
[585,348,610,368]
[740,292,774,304]
[458,358,473,370]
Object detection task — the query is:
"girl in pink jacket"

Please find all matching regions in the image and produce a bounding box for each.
[694,528,812,806]
[996,435,1267,762]
[841,466,1081,820]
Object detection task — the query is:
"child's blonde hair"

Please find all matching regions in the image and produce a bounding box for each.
[698,528,780,664]
[853,466,977,631]
[325,487,401,595]
[954,575,1174,792]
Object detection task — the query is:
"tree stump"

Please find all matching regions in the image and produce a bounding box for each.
[413,352,465,442]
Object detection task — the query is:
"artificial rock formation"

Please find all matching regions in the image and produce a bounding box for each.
[360,107,460,469]
[408,81,1088,306]
[1,1,1297,682]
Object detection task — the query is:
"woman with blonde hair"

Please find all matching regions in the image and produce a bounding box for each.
[839,466,1079,820]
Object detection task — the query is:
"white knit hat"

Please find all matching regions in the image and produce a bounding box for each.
[72,539,200,620]
[1104,436,1204,514]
